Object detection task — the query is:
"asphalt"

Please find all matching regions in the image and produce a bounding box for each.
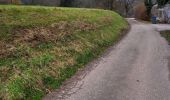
[44,19,170,100]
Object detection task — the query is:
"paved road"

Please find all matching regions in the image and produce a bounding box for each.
[44,19,170,100]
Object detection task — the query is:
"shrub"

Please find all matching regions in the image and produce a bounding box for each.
[134,3,150,21]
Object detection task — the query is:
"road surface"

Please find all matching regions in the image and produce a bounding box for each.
[44,19,170,100]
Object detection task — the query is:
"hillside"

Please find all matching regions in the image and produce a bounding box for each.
[0,5,128,99]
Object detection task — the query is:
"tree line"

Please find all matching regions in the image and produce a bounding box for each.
[145,0,170,16]
[1,0,135,17]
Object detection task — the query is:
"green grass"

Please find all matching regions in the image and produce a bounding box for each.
[0,5,128,99]
[161,30,170,43]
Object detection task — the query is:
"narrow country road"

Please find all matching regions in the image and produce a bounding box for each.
[44,19,170,100]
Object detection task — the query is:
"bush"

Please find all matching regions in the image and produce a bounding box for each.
[134,3,150,21]
[11,0,22,4]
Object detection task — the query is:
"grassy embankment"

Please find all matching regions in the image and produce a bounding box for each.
[161,30,170,43]
[0,5,128,99]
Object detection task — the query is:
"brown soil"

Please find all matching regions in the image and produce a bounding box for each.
[0,20,98,59]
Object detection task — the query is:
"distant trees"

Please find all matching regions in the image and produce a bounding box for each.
[157,0,170,7]
[144,0,170,16]
[60,0,73,7]
[144,0,154,16]
[21,0,33,4]
[60,0,115,10]
[10,0,22,4]
[60,0,170,9]
[60,0,136,17]
[0,0,22,4]
[0,0,11,4]
[118,0,135,17]
[21,0,61,6]
[0,0,143,17]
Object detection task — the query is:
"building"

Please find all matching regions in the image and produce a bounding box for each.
[151,4,170,23]
[164,4,170,23]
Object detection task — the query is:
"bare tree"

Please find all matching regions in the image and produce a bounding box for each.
[118,0,135,17]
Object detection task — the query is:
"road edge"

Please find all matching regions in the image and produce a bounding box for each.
[43,21,131,100]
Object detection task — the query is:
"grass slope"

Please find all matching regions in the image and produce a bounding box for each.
[0,5,128,99]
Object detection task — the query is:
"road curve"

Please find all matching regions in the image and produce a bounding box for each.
[44,19,170,100]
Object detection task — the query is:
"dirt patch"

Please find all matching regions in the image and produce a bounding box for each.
[13,21,98,47]
[0,15,115,59]
[0,41,16,59]
[13,28,57,47]
[0,20,99,59]
[100,16,114,24]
